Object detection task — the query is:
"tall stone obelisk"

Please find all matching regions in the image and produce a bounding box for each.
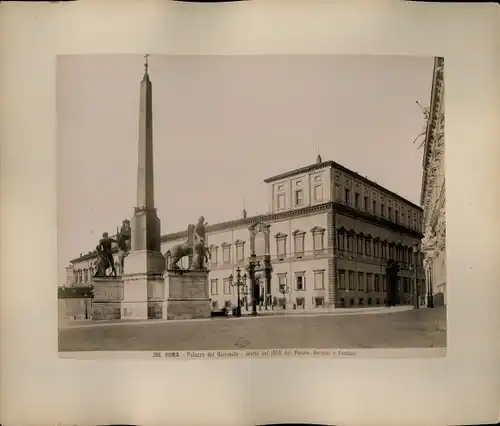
[121,55,166,320]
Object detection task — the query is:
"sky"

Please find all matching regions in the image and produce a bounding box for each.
[57,54,433,283]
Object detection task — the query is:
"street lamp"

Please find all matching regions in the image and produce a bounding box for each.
[229,267,246,317]
[245,251,259,316]
[412,241,420,309]
[426,258,435,308]
[278,282,290,310]
[241,283,249,311]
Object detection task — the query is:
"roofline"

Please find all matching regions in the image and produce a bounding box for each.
[420,57,444,205]
[69,200,422,264]
[264,160,422,211]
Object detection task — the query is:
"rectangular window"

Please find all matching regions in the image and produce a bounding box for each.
[372,200,376,213]
[278,275,287,292]
[365,239,371,256]
[338,270,346,290]
[210,279,218,295]
[277,193,285,210]
[394,210,399,224]
[348,272,355,290]
[223,278,231,294]
[337,232,345,250]
[295,189,304,206]
[296,297,305,308]
[383,276,387,292]
[366,274,373,292]
[314,297,324,308]
[374,241,380,257]
[236,244,244,261]
[357,273,364,291]
[388,206,392,221]
[355,193,360,208]
[403,278,409,293]
[381,203,385,217]
[313,233,324,252]
[210,246,218,264]
[357,237,363,254]
[277,238,286,257]
[344,189,350,204]
[397,278,401,293]
[294,235,304,255]
[212,300,218,309]
[389,245,394,260]
[364,196,368,210]
[347,234,353,251]
[313,185,323,202]
[296,275,305,291]
[314,271,325,290]
[334,184,341,201]
[223,245,231,263]
[374,275,380,292]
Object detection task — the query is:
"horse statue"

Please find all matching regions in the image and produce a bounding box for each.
[165,222,211,271]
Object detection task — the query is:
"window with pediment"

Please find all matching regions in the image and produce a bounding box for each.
[292,230,305,256]
[210,279,219,295]
[346,231,354,252]
[356,235,363,254]
[275,233,287,259]
[235,240,245,262]
[210,245,218,265]
[364,237,372,256]
[223,277,231,294]
[314,270,325,289]
[337,229,345,250]
[221,243,231,264]
[311,226,325,253]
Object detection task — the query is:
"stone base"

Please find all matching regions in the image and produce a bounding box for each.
[91,277,124,320]
[166,269,210,320]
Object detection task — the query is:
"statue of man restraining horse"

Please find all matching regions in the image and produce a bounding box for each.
[165,216,210,271]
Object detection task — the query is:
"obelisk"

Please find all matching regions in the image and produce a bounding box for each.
[121,54,166,320]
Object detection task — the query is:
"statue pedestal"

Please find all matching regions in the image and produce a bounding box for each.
[121,250,166,320]
[166,270,210,320]
[91,277,124,320]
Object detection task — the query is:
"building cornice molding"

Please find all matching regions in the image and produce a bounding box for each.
[421,56,444,206]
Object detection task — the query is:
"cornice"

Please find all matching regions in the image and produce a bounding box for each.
[421,56,444,206]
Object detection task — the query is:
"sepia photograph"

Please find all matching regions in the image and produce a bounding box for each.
[57,54,446,356]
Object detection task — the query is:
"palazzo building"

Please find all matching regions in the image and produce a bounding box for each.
[420,57,446,305]
[65,155,425,314]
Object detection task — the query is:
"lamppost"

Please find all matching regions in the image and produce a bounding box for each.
[241,284,249,311]
[246,251,259,316]
[412,241,420,309]
[229,267,246,317]
[278,281,290,310]
[426,258,435,308]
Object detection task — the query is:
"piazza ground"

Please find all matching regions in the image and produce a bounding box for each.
[58,306,446,352]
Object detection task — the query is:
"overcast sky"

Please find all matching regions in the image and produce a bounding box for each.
[57,54,433,282]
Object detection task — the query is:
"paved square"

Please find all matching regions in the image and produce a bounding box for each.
[58,306,446,352]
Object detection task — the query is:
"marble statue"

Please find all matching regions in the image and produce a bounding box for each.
[165,218,211,271]
[116,219,131,274]
[94,232,117,277]
[165,224,196,270]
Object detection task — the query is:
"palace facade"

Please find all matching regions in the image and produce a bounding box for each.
[66,155,425,314]
[420,57,446,305]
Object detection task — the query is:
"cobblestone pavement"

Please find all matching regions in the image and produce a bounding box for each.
[59,306,446,352]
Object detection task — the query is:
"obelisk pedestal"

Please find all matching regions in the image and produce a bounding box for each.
[166,270,211,320]
[92,276,124,320]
